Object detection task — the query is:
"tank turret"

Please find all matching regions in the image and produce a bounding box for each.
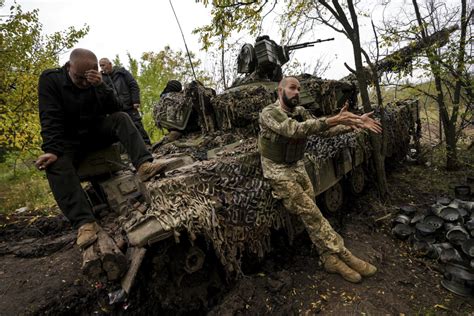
[236,35,334,83]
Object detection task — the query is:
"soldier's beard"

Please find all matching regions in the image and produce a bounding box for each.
[282,91,299,108]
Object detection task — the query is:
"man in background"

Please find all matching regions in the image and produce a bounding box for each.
[99,57,152,146]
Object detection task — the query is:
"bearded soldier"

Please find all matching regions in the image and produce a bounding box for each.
[258,76,382,283]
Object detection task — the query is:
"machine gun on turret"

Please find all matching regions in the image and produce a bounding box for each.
[236,35,334,83]
[284,38,334,55]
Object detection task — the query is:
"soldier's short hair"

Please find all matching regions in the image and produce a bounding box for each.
[279,76,299,90]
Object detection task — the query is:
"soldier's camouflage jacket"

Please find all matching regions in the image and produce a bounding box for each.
[259,99,350,182]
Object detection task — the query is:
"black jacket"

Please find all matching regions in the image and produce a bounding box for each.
[109,67,140,111]
[38,66,121,156]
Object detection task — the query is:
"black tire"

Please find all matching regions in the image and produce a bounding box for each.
[320,181,344,213]
[347,166,365,195]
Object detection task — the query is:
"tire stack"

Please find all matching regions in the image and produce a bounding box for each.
[392,191,474,297]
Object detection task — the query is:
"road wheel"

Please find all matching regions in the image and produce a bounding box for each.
[321,182,344,213]
[347,166,365,195]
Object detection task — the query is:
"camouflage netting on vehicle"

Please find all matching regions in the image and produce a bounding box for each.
[304,99,416,165]
[306,132,361,165]
[306,133,357,161]
[153,130,253,161]
[142,140,288,275]
[141,96,418,274]
[374,99,418,159]
[296,75,358,116]
[212,85,275,132]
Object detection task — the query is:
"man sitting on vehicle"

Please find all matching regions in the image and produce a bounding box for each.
[35,48,165,249]
[258,76,381,283]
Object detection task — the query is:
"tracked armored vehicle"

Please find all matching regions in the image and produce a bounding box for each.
[76,35,426,311]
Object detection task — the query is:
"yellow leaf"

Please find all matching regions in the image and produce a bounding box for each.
[434,304,449,311]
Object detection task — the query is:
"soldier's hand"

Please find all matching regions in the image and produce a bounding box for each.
[360,111,383,134]
[35,153,58,171]
[85,69,103,87]
[331,104,362,126]
[133,103,140,109]
[350,125,362,132]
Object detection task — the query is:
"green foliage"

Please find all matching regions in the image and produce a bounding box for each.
[193,0,268,50]
[112,54,122,67]
[0,4,88,161]
[0,154,55,214]
[127,52,138,78]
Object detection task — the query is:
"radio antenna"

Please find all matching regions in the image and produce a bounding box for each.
[169,0,197,81]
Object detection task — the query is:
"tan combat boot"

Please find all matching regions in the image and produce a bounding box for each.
[137,161,166,182]
[338,248,377,277]
[76,222,100,249]
[323,254,362,283]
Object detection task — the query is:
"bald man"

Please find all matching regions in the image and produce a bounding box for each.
[36,48,165,249]
[258,77,381,283]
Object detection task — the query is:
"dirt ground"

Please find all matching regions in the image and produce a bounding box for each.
[1,161,473,315]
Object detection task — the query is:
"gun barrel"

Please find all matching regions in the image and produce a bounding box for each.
[286,38,335,51]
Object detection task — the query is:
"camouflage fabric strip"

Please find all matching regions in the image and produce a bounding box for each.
[143,152,286,275]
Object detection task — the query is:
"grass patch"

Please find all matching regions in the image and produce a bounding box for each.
[0,156,55,214]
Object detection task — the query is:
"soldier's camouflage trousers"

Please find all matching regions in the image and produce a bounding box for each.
[270,172,344,261]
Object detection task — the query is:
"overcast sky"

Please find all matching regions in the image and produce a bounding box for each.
[1,1,212,65]
[1,0,361,79]
[1,0,461,81]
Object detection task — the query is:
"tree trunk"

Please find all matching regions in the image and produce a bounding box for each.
[82,245,103,280]
[445,124,458,170]
[316,0,388,196]
[351,32,388,198]
[97,230,128,281]
[412,0,460,170]
[81,229,128,281]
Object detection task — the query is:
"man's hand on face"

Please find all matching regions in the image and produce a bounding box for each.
[35,153,58,171]
[85,69,103,87]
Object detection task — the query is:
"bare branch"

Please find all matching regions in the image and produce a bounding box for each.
[304,11,347,36]
[214,0,259,8]
[400,84,439,101]
[344,62,356,74]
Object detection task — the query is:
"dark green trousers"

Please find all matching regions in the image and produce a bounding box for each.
[126,109,152,145]
[45,112,152,229]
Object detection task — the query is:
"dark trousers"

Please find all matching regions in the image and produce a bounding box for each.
[45,112,153,229]
[126,109,152,145]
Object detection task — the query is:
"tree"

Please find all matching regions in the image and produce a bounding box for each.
[300,0,392,196]
[380,0,472,170]
[0,4,88,170]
